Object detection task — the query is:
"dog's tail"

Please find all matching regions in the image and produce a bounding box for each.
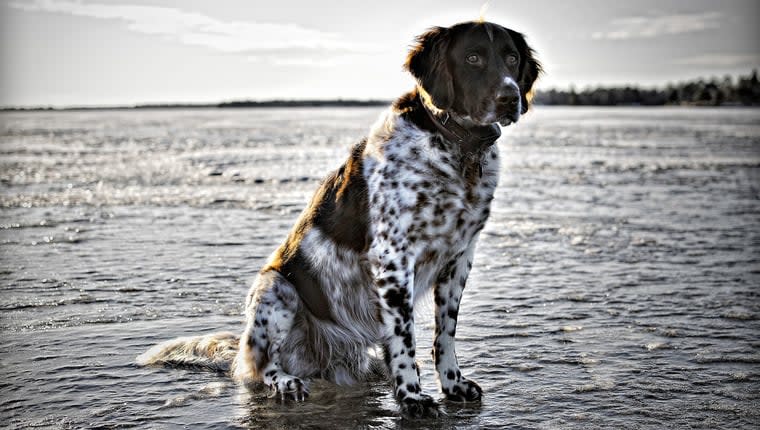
[136,332,240,372]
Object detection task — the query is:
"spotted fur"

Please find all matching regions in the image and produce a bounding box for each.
[138,20,540,419]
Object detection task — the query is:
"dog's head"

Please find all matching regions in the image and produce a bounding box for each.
[405,21,541,126]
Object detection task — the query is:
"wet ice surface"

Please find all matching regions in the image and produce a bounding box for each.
[1,106,759,429]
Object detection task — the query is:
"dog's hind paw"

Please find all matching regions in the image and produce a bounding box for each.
[268,375,309,402]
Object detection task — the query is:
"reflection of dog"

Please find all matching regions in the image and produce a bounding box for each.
[138,20,540,418]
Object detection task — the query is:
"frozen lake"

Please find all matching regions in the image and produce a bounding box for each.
[1,106,759,428]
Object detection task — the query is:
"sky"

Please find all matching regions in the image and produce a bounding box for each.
[1,0,759,107]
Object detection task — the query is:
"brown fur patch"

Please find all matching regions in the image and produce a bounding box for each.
[264,140,370,321]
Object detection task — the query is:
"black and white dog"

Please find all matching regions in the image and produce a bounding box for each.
[139,20,540,418]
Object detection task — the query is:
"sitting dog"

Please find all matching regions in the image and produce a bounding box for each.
[138,20,540,418]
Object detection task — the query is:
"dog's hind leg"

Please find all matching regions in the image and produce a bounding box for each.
[233,270,310,401]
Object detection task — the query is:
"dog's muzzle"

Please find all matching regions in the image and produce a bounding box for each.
[495,81,521,126]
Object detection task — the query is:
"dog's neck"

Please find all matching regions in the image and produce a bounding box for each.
[417,93,501,155]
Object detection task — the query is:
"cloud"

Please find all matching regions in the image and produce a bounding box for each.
[246,54,374,68]
[592,11,722,40]
[673,53,760,67]
[9,0,382,58]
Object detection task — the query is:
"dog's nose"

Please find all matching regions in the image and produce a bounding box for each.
[496,90,519,108]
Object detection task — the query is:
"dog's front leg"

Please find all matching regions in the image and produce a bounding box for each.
[433,243,482,402]
[372,239,439,418]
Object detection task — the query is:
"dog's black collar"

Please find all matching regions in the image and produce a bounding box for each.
[422,103,501,155]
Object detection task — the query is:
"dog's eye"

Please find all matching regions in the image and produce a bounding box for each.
[466,54,480,64]
[506,54,518,66]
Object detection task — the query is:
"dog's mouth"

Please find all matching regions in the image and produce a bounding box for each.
[497,112,519,127]
[469,112,517,127]
[472,99,521,127]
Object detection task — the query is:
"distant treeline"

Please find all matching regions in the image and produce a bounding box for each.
[0,99,388,111]
[219,99,387,108]
[534,70,760,107]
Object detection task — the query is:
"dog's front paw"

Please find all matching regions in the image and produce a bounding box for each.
[268,376,309,402]
[443,378,482,402]
[400,393,440,418]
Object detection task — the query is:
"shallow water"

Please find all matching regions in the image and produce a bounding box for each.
[1,106,759,429]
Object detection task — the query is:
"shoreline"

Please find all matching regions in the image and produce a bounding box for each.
[0,100,390,112]
[2,101,758,112]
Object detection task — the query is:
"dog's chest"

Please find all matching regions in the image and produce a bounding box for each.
[365,122,499,292]
[411,152,495,247]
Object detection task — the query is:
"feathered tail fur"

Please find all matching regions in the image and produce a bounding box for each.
[136,332,240,372]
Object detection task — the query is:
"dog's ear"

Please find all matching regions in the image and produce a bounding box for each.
[404,27,454,110]
[508,29,542,114]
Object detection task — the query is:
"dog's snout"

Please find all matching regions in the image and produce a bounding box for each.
[494,80,521,124]
[496,81,520,107]
[496,93,519,107]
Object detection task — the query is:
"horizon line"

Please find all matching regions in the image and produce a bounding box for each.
[2,69,757,112]
[0,99,392,112]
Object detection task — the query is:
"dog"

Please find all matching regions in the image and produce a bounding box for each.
[138,20,540,418]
